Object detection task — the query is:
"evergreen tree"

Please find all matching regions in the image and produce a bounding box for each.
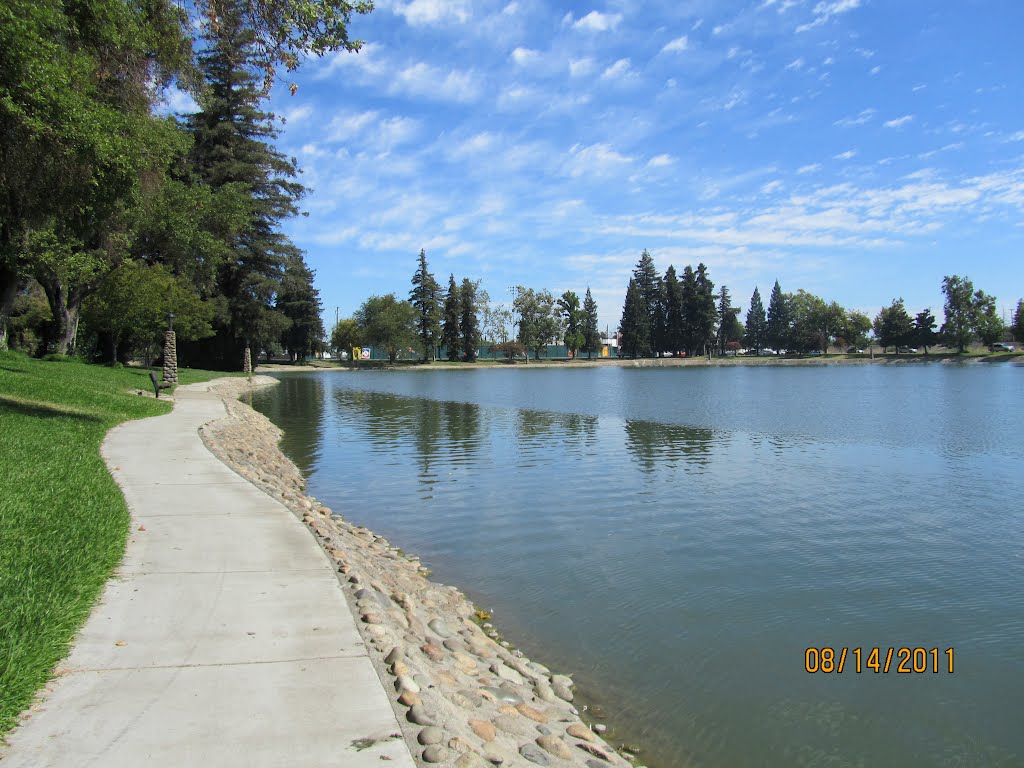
[558,290,583,357]
[582,287,600,359]
[679,265,698,356]
[1013,299,1024,342]
[619,278,648,358]
[716,285,741,355]
[277,254,324,362]
[765,280,791,354]
[186,0,304,367]
[693,263,717,356]
[409,249,441,361]
[631,250,660,356]
[663,266,684,355]
[913,308,938,354]
[441,273,461,361]
[745,286,767,354]
[459,278,480,362]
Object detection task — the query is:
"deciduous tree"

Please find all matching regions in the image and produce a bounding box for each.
[355,294,416,364]
[873,298,913,352]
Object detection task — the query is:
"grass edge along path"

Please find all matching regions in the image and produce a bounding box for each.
[0,352,242,737]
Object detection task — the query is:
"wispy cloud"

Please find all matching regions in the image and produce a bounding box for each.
[884,115,914,128]
[834,108,876,127]
[566,11,623,32]
[796,0,861,32]
[834,149,857,160]
[661,36,689,53]
[390,0,471,26]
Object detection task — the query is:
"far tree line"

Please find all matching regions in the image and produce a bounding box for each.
[618,251,1023,358]
[331,250,602,364]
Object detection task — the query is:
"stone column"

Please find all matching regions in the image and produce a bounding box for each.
[243,346,252,373]
[162,330,178,385]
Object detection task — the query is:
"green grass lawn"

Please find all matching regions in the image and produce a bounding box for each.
[0,352,236,735]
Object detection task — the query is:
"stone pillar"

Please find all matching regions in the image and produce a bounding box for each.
[243,346,252,373]
[162,330,178,385]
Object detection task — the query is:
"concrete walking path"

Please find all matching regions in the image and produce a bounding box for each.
[1,382,415,768]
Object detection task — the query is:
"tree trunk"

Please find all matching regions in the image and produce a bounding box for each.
[0,265,19,351]
[39,278,81,356]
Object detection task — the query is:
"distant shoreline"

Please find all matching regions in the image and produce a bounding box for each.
[257,351,1022,373]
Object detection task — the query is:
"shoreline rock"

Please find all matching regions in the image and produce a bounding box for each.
[198,376,644,768]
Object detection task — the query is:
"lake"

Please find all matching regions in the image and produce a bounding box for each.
[251,362,1024,768]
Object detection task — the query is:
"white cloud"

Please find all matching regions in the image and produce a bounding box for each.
[797,163,821,175]
[834,108,876,127]
[761,180,784,194]
[391,63,481,102]
[1006,130,1024,142]
[796,0,861,32]
[647,154,675,168]
[510,47,540,66]
[315,42,389,80]
[869,65,881,76]
[785,57,805,71]
[564,143,633,178]
[392,0,471,26]
[569,57,596,77]
[883,115,913,128]
[571,11,623,31]
[601,58,633,80]
[160,88,199,114]
[661,36,689,53]
[324,110,421,152]
[834,149,857,160]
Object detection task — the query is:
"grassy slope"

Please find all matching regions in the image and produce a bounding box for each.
[0,353,238,735]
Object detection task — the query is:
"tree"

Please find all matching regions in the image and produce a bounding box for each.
[277,254,324,362]
[716,285,742,355]
[974,293,1005,347]
[410,249,441,361]
[82,261,214,364]
[460,278,480,362]
[186,0,306,367]
[441,273,461,361]
[619,278,648,359]
[1,0,195,354]
[873,298,913,352]
[940,275,976,353]
[330,317,361,359]
[842,311,872,350]
[632,250,660,355]
[765,280,790,354]
[1013,299,1024,343]
[490,340,526,361]
[558,290,583,358]
[582,287,600,359]
[913,309,938,354]
[355,294,416,364]
[663,266,684,355]
[744,287,767,354]
[692,263,717,356]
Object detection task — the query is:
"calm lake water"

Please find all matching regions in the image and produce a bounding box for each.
[252,363,1024,768]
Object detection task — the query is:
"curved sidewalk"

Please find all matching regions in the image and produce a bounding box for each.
[1,382,414,768]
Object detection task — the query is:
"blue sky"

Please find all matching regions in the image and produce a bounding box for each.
[175,0,1024,333]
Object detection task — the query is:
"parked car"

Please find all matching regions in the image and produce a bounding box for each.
[847,347,865,354]
[990,342,1016,352]
[897,346,918,353]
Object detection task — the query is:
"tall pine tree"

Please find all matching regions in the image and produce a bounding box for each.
[745,286,767,354]
[460,278,480,362]
[582,287,600,359]
[693,263,717,356]
[277,254,324,362]
[441,273,461,361]
[632,250,660,356]
[410,249,441,361]
[186,0,304,367]
[619,278,648,358]
[765,280,791,354]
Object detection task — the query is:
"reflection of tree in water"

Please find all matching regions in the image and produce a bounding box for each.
[515,409,598,458]
[624,419,715,474]
[254,376,326,475]
[331,389,483,483]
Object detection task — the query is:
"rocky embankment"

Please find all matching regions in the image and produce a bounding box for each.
[198,377,642,768]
